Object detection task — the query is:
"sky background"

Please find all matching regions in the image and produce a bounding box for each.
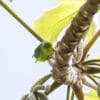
[0,0,100,100]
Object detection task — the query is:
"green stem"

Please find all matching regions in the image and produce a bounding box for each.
[30,74,51,92]
[81,30,100,62]
[45,81,62,95]
[88,75,98,85]
[84,62,100,66]
[0,0,43,42]
[83,59,100,65]
[66,85,70,100]
[83,79,97,90]
[93,75,100,79]
[71,91,74,100]
[86,67,100,74]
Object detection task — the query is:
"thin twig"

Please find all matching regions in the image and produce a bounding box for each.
[0,0,43,42]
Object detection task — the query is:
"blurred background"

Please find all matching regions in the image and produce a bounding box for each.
[0,0,100,100]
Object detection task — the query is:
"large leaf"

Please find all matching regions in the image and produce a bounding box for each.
[32,0,86,42]
[85,90,100,100]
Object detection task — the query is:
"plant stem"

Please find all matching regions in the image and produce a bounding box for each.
[86,67,100,74]
[83,59,100,65]
[81,30,100,62]
[83,79,97,90]
[93,75,100,79]
[30,74,51,92]
[45,81,62,95]
[71,91,74,100]
[0,0,43,42]
[88,75,98,85]
[84,62,100,66]
[66,85,70,100]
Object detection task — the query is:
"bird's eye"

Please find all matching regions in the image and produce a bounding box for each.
[43,42,51,48]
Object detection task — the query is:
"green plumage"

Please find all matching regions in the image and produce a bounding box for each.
[33,41,53,62]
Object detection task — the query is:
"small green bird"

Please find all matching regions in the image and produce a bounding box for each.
[33,41,54,62]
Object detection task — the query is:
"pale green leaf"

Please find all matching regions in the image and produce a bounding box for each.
[32,1,85,42]
[85,90,100,100]
[56,0,86,4]
[84,21,96,44]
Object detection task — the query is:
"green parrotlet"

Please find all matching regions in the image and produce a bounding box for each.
[33,41,54,62]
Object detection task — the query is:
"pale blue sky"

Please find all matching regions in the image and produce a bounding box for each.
[0,0,100,100]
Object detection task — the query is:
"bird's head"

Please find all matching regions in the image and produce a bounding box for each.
[42,41,53,51]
